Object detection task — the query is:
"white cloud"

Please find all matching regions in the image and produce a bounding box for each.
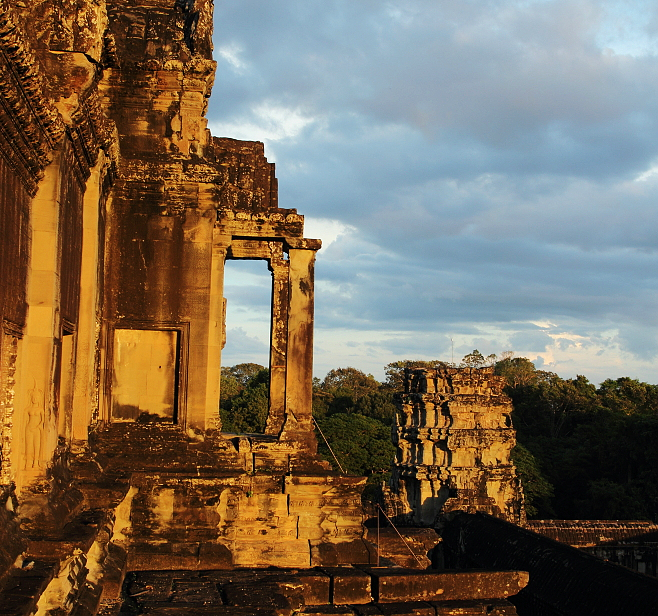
[216,43,249,71]
[209,102,318,151]
[303,217,355,248]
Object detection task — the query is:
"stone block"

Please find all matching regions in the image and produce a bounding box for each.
[198,542,233,569]
[376,603,435,616]
[170,579,222,603]
[312,540,375,567]
[296,570,331,604]
[363,569,528,603]
[430,600,495,615]
[351,605,383,615]
[139,607,279,615]
[127,543,200,571]
[124,571,174,602]
[483,599,518,615]
[99,543,128,602]
[222,576,305,615]
[300,607,357,615]
[0,560,58,616]
[364,528,439,569]
[321,567,372,605]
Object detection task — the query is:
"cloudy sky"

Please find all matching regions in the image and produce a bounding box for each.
[208,0,658,384]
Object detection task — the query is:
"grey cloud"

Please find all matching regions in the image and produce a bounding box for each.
[213,1,658,177]
[209,1,658,378]
[616,325,658,361]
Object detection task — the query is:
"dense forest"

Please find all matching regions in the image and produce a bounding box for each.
[220,353,658,521]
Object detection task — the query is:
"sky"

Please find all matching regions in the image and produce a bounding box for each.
[208,0,658,384]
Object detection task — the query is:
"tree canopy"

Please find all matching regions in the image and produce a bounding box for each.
[218,354,658,521]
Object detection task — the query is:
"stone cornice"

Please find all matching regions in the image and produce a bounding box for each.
[68,87,117,188]
[0,1,65,194]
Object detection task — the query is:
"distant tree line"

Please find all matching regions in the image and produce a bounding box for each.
[219,353,658,521]
[495,353,658,520]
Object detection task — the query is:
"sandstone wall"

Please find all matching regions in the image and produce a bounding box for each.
[0,0,114,492]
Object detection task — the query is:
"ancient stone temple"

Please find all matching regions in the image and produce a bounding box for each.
[389,367,526,526]
[1,0,375,576]
[1,1,656,615]
[101,0,321,442]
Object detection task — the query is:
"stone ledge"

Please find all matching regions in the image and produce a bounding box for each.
[320,567,372,605]
[359,568,529,603]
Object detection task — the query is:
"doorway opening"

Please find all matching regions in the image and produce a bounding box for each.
[221,259,271,433]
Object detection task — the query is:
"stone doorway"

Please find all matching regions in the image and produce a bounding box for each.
[222,258,271,369]
[220,258,273,434]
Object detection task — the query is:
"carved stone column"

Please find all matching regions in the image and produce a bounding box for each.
[281,246,318,450]
[199,231,229,431]
[391,366,526,525]
[265,248,289,435]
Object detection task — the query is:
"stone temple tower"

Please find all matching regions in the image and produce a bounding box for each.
[390,366,526,526]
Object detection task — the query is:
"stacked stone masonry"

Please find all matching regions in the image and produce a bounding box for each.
[3,0,647,614]
[390,367,525,526]
[112,567,526,615]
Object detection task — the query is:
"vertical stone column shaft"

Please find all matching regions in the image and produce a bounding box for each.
[71,155,106,445]
[282,248,316,445]
[13,153,63,490]
[266,256,289,435]
[200,232,227,431]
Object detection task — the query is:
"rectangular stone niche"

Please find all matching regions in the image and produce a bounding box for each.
[111,328,178,422]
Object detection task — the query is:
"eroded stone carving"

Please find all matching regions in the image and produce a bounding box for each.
[389,366,526,526]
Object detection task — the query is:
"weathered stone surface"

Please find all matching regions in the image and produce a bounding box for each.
[430,600,518,615]
[117,568,527,616]
[321,568,372,605]
[0,560,58,616]
[295,570,332,605]
[362,568,528,604]
[389,367,525,526]
[80,423,368,570]
[364,527,439,569]
[375,602,435,615]
[526,519,658,547]
[0,2,605,615]
[300,607,356,616]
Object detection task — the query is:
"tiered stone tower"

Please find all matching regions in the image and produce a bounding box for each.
[390,366,526,526]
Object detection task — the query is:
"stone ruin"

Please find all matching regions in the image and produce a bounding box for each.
[0,1,654,615]
[389,366,525,526]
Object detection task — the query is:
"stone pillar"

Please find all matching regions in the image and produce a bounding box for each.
[0,329,19,485]
[281,247,317,448]
[13,154,63,490]
[265,254,289,435]
[199,231,228,431]
[71,154,107,446]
